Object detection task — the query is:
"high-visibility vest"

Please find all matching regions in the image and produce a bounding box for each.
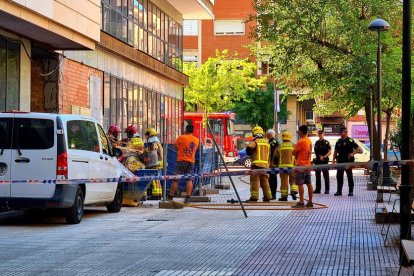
[251,138,270,168]
[279,142,295,168]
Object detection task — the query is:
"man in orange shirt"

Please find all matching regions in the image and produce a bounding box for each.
[168,124,200,200]
[292,125,313,208]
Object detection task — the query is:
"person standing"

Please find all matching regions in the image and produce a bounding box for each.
[168,124,200,200]
[266,129,279,200]
[246,126,272,202]
[313,130,331,194]
[144,127,164,199]
[274,131,298,201]
[333,127,361,196]
[292,125,313,208]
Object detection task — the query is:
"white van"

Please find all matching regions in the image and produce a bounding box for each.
[0,112,123,224]
[309,136,370,163]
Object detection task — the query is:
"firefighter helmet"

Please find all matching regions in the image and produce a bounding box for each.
[145,127,157,137]
[281,131,292,141]
[252,126,264,136]
[108,125,121,136]
[125,125,138,136]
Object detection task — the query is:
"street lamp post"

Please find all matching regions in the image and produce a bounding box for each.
[368,19,390,188]
[400,0,412,264]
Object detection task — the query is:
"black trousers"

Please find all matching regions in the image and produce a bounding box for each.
[336,168,354,193]
[269,172,278,199]
[315,168,330,192]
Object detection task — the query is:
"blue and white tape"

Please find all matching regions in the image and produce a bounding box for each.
[0,160,412,185]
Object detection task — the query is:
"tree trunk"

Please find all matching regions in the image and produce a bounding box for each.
[383,111,391,161]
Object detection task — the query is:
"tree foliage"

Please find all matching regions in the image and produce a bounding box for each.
[251,0,403,117]
[251,0,406,159]
[232,82,290,130]
[183,50,264,114]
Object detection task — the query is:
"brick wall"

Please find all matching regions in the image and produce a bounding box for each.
[59,58,103,114]
[200,0,256,62]
[183,35,198,50]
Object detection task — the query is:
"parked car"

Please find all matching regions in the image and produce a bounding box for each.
[234,149,251,168]
[0,112,124,224]
[309,136,371,163]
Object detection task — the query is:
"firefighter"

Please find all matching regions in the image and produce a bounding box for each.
[144,127,163,199]
[125,124,138,141]
[266,129,279,200]
[107,125,121,148]
[275,131,298,201]
[246,126,272,202]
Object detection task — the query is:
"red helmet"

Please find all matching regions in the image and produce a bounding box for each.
[108,125,121,136]
[125,125,138,136]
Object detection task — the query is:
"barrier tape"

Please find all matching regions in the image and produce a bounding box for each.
[0,160,412,185]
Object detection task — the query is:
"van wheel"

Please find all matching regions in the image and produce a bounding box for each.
[106,184,123,213]
[65,186,84,224]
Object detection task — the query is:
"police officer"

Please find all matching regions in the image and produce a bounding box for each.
[333,127,361,196]
[266,129,279,200]
[313,130,331,194]
[246,126,272,202]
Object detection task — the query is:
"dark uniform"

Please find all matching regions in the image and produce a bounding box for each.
[334,137,359,195]
[268,137,279,199]
[314,139,331,193]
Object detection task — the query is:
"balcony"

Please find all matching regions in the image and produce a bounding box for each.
[166,0,214,19]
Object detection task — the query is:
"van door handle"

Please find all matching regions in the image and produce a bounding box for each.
[15,157,30,163]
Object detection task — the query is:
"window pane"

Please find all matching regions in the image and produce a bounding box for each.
[133,85,138,128]
[138,87,143,133]
[103,74,111,129]
[128,82,133,124]
[67,120,99,152]
[98,124,111,155]
[0,38,7,111]
[122,81,128,130]
[14,118,54,150]
[110,76,117,126]
[142,88,148,132]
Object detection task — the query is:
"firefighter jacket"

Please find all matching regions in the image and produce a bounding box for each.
[246,137,270,168]
[276,141,295,168]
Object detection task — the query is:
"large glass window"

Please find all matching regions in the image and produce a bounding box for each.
[102,74,181,142]
[101,0,183,71]
[0,37,20,112]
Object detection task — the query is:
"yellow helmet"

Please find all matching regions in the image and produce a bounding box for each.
[145,127,157,137]
[281,131,292,141]
[252,126,264,136]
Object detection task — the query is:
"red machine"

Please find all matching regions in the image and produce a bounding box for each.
[184,112,239,163]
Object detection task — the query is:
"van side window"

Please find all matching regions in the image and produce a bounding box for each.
[67,121,99,152]
[13,119,54,150]
[98,124,111,155]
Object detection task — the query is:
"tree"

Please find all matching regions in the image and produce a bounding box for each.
[184,50,264,115]
[251,0,404,160]
[232,82,290,130]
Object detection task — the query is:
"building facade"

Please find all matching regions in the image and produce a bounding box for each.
[0,0,213,143]
[183,0,314,142]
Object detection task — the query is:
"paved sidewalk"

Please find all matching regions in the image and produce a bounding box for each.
[0,171,409,275]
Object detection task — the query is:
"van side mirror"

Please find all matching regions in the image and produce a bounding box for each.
[112,147,122,158]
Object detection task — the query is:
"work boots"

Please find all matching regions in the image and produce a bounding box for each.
[278,197,288,202]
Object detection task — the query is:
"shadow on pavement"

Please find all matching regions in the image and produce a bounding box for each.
[0,208,108,226]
